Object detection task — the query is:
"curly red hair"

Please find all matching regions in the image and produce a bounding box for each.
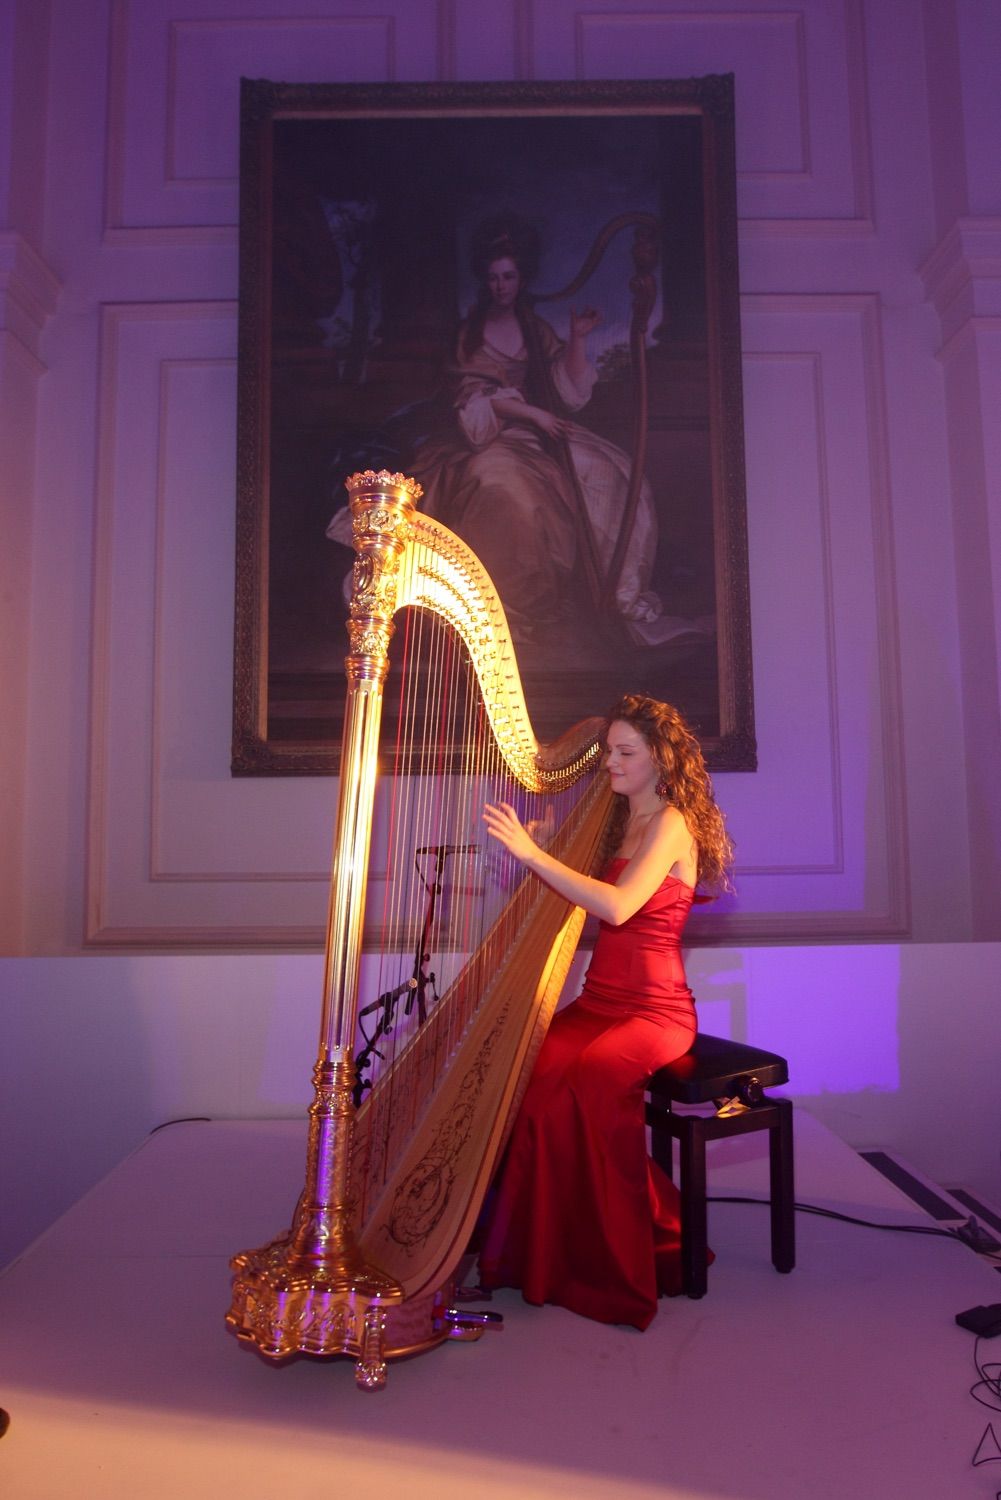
[598,694,734,893]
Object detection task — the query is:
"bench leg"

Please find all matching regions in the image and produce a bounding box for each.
[678,1119,709,1298]
[769,1098,795,1274]
[648,1105,674,1182]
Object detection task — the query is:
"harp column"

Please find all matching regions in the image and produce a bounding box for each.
[227,471,421,1391]
[319,470,423,1059]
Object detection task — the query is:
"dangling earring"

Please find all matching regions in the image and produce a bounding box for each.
[655,777,670,800]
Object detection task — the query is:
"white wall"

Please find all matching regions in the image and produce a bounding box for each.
[0,0,996,955]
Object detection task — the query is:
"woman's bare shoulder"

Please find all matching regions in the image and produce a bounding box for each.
[653,804,689,834]
[650,804,696,855]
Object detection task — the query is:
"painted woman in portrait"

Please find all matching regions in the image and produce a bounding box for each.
[408,215,668,649]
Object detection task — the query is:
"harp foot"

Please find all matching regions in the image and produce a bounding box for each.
[355,1358,389,1390]
[355,1303,390,1390]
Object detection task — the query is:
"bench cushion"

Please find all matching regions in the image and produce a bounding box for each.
[647,1033,789,1105]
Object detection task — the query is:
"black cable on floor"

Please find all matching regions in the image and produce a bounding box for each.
[707,1193,979,1244]
[148,1116,212,1135]
[711,1191,1001,1478]
[971,1337,1001,1414]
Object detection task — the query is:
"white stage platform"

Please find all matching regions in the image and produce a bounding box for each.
[1,1113,1000,1499]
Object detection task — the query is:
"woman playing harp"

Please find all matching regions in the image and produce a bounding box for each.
[478,694,734,1329]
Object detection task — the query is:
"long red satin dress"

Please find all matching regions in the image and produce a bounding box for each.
[477,859,700,1330]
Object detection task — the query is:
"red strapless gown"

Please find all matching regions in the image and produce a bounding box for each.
[477,859,703,1330]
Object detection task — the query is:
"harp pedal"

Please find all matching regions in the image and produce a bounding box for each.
[444,1307,504,1341]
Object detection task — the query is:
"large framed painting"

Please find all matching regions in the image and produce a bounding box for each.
[232,77,755,774]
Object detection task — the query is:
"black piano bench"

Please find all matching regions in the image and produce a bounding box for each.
[645,1033,795,1298]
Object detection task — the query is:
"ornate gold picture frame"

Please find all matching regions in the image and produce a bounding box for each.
[233,77,755,773]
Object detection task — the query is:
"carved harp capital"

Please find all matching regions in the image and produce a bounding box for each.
[344,471,424,682]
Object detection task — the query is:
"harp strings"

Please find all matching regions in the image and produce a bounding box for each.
[355,607,496,1189]
[353,603,545,1209]
[352,597,600,1220]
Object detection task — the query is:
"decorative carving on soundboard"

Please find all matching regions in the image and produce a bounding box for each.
[383,1010,506,1252]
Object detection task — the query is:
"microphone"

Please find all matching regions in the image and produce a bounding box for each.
[415,843,480,854]
[358,977,418,1017]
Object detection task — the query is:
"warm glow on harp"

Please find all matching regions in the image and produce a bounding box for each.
[227,471,611,1389]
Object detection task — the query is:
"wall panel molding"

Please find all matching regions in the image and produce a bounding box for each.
[734,291,910,940]
[575,6,812,179]
[86,301,240,944]
[531,0,874,227]
[920,216,1001,351]
[0,231,61,360]
[99,0,877,241]
[81,287,909,948]
[103,0,442,240]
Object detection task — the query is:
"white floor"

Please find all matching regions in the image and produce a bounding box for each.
[1,1113,1000,1500]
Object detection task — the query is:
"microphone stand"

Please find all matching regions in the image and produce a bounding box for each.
[352,977,417,1106]
[353,844,475,1104]
[406,845,448,1027]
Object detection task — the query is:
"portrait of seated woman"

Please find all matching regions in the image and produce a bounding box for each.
[408,213,670,654]
[327,212,705,668]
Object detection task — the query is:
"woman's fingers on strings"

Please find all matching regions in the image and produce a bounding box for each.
[525,814,555,848]
[483,802,525,849]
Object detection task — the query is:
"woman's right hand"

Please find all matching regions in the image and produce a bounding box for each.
[482,802,540,865]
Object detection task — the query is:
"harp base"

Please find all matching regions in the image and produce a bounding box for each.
[226,1232,404,1390]
[227,1257,483,1388]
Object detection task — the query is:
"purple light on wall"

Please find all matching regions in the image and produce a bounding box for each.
[687,945,902,1096]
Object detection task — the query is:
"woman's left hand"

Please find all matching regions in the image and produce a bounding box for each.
[482,802,539,864]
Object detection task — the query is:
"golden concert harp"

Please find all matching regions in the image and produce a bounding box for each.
[227,471,612,1388]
